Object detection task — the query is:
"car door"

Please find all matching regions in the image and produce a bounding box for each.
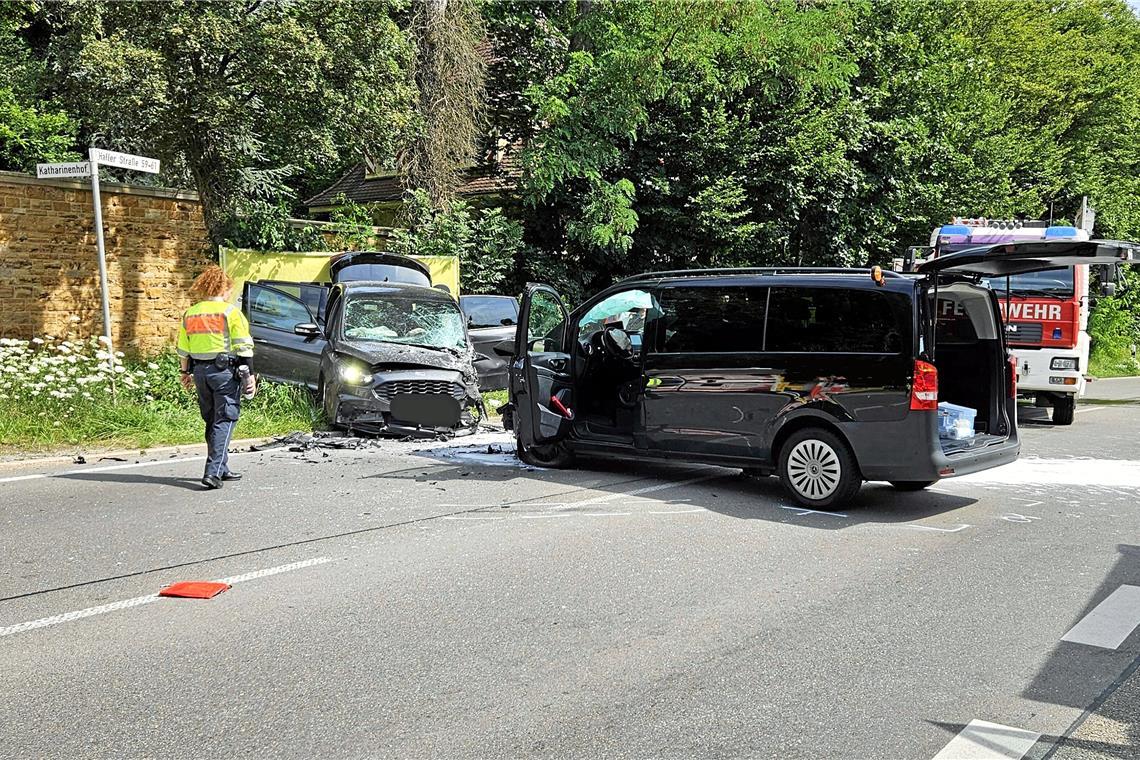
[242,282,326,388]
[259,281,332,325]
[463,296,520,390]
[512,284,573,447]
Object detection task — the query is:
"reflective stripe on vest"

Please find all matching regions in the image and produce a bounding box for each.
[182,303,237,358]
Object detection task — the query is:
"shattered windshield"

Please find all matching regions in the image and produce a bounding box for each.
[341,294,466,349]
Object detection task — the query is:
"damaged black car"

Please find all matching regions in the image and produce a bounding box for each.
[244,280,483,436]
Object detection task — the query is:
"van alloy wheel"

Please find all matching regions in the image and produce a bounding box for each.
[786,440,842,500]
[776,427,862,510]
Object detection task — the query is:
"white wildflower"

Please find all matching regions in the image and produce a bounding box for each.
[31,337,44,345]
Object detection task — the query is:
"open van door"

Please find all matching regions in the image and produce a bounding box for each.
[916,240,1136,277]
[512,284,573,461]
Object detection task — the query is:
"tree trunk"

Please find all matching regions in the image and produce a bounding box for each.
[401,0,486,213]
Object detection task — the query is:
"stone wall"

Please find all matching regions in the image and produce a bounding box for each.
[0,171,213,354]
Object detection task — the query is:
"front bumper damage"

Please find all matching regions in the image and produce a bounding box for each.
[332,367,484,438]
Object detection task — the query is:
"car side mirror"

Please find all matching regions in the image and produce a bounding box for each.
[294,322,321,339]
[492,338,515,357]
[501,318,516,326]
[1099,281,1117,298]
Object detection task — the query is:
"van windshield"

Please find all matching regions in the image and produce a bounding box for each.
[981,267,1073,298]
[342,295,466,349]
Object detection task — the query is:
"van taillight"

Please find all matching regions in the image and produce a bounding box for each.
[910,360,938,411]
[1008,354,1018,399]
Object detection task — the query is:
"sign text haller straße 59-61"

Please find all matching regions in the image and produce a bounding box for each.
[89,149,161,174]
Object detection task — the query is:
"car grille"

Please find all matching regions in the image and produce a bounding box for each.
[374,380,466,402]
[1006,322,1044,345]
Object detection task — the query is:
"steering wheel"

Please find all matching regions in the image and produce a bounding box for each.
[602,327,634,359]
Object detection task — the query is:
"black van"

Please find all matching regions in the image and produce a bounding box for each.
[501,240,1136,509]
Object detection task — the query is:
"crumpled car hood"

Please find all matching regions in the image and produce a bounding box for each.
[335,340,477,377]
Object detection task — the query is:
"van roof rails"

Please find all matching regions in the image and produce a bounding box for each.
[615,267,908,286]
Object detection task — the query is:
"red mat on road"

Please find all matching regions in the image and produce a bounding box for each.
[158,581,231,599]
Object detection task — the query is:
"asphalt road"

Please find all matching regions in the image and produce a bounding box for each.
[2,380,1139,759]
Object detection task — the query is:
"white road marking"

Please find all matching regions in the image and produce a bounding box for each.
[0,455,248,485]
[647,508,706,515]
[931,719,1041,759]
[441,515,506,521]
[951,457,1140,488]
[0,593,160,638]
[1000,513,1041,523]
[1062,584,1140,650]
[545,472,725,511]
[519,513,576,519]
[583,512,632,517]
[779,505,848,518]
[1076,405,1106,414]
[217,557,332,584]
[0,557,331,639]
[905,523,971,534]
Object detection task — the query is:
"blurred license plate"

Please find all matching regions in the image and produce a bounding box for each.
[390,394,461,428]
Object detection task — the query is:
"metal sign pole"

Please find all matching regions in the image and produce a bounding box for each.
[88,148,116,397]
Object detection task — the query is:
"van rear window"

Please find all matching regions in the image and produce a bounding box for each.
[766,288,906,354]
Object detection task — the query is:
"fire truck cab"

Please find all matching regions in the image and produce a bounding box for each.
[913,225,1135,425]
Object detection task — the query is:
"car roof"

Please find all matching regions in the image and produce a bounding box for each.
[336,281,456,301]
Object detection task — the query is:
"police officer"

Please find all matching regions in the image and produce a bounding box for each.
[176,266,255,490]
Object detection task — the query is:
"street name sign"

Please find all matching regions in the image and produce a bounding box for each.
[89,149,160,174]
[36,161,92,179]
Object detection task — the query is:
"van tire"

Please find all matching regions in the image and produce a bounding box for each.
[1052,396,1076,426]
[890,480,937,491]
[777,427,861,510]
[517,436,574,468]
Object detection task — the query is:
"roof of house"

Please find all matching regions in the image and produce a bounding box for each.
[304,151,521,210]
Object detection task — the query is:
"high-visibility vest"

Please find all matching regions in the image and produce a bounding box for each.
[176,300,254,360]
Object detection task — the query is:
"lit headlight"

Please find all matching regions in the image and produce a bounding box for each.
[338,362,372,385]
[1050,357,1079,371]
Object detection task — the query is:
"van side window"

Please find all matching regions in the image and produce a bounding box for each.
[766,288,904,353]
[656,287,768,353]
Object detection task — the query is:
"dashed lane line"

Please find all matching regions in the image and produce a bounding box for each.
[1061,585,1140,650]
[931,719,1041,760]
[0,557,332,639]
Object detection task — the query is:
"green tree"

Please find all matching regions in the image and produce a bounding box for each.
[400,0,486,211]
[38,0,414,247]
[0,1,79,171]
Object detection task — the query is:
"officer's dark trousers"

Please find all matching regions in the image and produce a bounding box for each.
[192,362,241,479]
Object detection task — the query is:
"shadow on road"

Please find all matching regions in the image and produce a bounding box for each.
[1022,544,1140,757]
[57,473,206,491]
[369,452,978,531]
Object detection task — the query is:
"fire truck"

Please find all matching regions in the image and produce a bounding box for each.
[907,218,1111,425]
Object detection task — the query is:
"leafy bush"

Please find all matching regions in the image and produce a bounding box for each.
[1089,267,1140,377]
[0,333,320,450]
[391,189,523,294]
[0,87,79,171]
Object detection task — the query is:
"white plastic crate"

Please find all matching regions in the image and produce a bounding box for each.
[938,402,976,440]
